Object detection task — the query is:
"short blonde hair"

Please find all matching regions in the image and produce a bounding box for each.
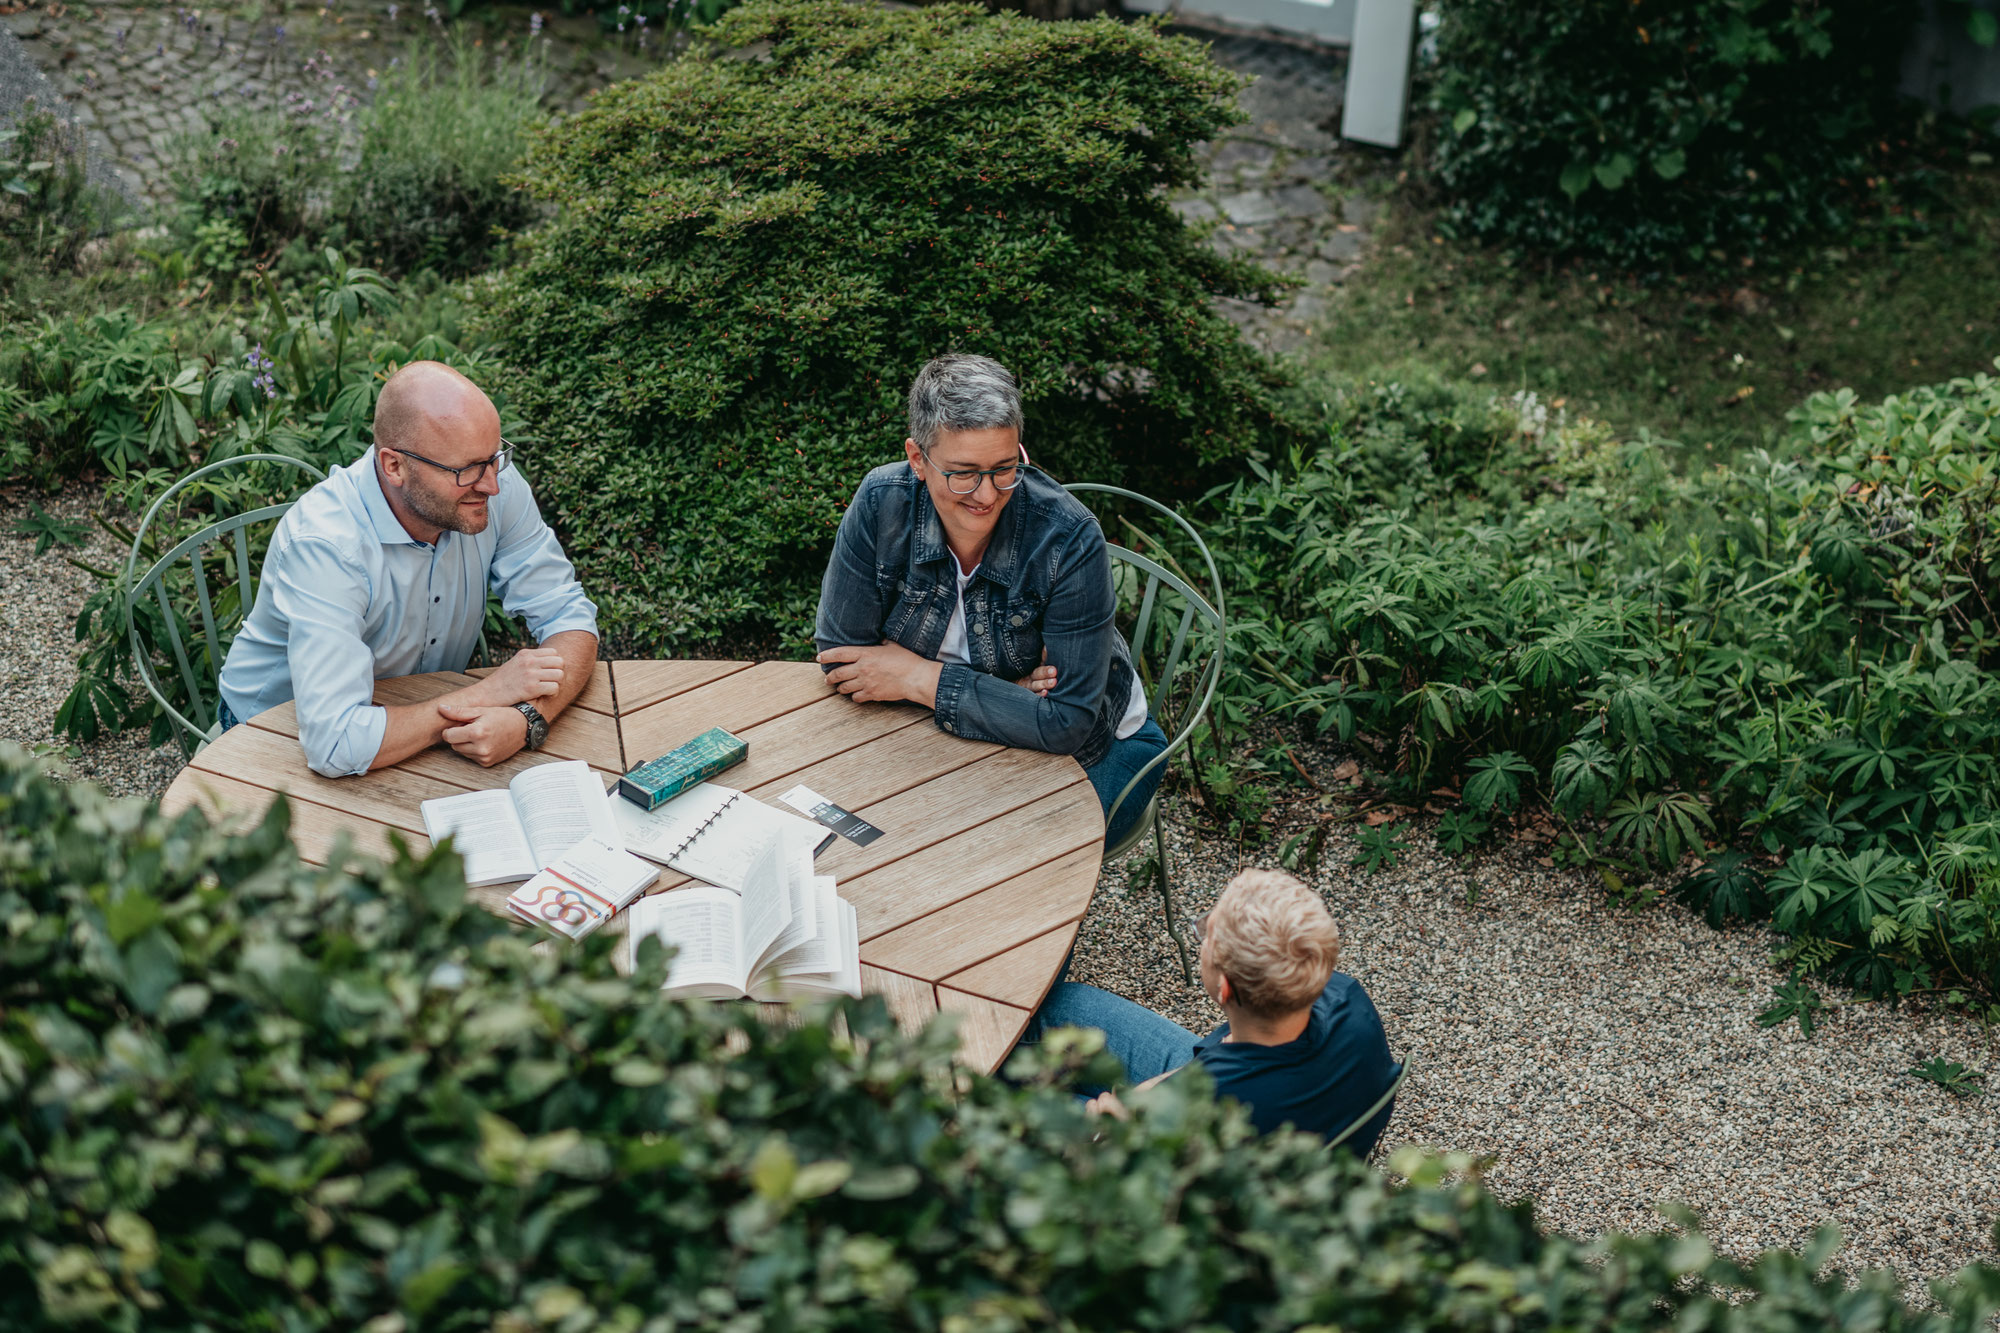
[1207,868,1340,1018]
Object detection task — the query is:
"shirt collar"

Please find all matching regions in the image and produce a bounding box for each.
[909,468,1025,589]
[359,448,431,547]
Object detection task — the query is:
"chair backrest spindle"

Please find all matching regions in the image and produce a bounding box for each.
[124,454,327,754]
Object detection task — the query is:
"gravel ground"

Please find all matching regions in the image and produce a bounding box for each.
[0,483,183,798]
[1072,770,2000,1296]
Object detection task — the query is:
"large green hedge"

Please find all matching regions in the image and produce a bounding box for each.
[486,0,1297,653]
[1427,0,1918,268]
[5,747,2000,1329]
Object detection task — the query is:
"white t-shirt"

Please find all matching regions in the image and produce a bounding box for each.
[939,555,1149,740]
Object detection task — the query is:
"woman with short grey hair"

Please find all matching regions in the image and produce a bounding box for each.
[813,353,1167,845]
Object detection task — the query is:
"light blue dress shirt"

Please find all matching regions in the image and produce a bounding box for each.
[218,448,599,777]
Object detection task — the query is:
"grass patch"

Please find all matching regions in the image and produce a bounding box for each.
[1301,161,2000,459]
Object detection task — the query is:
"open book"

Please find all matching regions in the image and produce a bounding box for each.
[627,832,861,1000]
[420,760,619,887]
[610,781,834,892]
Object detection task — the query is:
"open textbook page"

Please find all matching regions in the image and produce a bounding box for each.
[610,781,834,891]
[420,760,620,886]
[750,885,861,1001]
[628,844,857,1000]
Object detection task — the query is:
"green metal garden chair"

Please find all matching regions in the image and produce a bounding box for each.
[1065,482,1226,984]
[124,453,327,756]
[1325,1054,1410,1157]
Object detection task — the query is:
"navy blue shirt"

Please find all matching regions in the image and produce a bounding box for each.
[1192,973,1398,1149]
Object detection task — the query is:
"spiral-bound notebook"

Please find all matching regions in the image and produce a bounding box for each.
[608,781,835,892]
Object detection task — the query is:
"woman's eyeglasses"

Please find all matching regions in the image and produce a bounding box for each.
[386,439,516,488]
[925,445,1031,495]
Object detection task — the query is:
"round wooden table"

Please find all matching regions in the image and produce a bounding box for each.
[160,661,1106,1071]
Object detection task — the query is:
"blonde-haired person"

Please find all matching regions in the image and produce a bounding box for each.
[1018,868,1399,1147]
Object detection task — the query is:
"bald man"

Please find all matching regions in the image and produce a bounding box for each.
[217,362,600,777]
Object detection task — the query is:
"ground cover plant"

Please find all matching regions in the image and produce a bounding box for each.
[6,746,2000,1329]
[1306,156,2000,461]
[1426,0,1919,268]
[171,31,546,277]
[0,249,507,743]
[1212,365,2000,1010]
[485,0,1298,654]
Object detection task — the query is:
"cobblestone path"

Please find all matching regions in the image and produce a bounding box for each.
[5,5,1372,340]
[3,2,660,203]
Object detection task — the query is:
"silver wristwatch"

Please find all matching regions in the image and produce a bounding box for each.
[514,702,549,750]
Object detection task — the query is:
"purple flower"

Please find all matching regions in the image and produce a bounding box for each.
[273,23,286,40]
[529,10,543,35]
[387,1,399,17]
[424,5,440,23]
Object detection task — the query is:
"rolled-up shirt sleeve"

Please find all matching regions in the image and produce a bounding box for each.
[275,538,389,777]
[490,472,598,642]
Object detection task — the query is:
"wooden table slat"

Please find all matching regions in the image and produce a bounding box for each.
[833,774,1103,938]
[936,987,1031,1071]
[938,921,1084,1010]
[190,722,450,835]
[164,661,1104,1075]
[612,659,757,713]
[165,770,431,866]
[858,965,939,1039]
[859,843,1099,981]
[618,661,836,763]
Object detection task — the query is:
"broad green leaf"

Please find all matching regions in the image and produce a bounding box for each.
[1451,108,1478,134]
[1652,149,1686,180]
[1559,161,1593,199]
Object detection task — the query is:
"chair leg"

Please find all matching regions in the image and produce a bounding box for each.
[1154,801,1194,985]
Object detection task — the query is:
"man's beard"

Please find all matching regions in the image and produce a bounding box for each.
[405,475,490,535]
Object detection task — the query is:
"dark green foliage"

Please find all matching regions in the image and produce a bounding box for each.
[7,748,2000,1330]
[487,0,1295,654]
[1349,823,1410,874]
[172,36,544,276]
[1427,0,1918,267]
[0,105,120,291]
[1680,850,1767,927]
[1,253,505,744]
[1758,974,1827,1038]
[1434,810,1488,856]
[1909,1057,1986,1098]
[1217,367,2000,1005]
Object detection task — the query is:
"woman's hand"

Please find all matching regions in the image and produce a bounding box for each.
[1015,648,1056,697]
[816,642,943,707]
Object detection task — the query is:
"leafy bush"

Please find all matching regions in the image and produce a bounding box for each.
[342,33,546,274]
[0,103,122,292]
[486,0,1297,654]
[174,37,543,275]
[0,251,507,742]
[1427,0,1919,267]
[1220,366,2000,1007]
[6,747,2000,1329]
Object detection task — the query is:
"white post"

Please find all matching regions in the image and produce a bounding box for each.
[1340,0,1417,148]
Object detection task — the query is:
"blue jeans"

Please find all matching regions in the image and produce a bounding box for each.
[1017,982,1198,1094]
[217,699,241,733]
[1085,717,1169,848]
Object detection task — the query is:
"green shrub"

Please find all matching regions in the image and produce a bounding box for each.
[0,251,506,743]
[174,37,543,275]
[1427,0,1918,268]
[342,33,546,275]
[1221,366,2000,1006]
[5,747,2000,1329]
[486,0,1297,654]
[0,103,123,293]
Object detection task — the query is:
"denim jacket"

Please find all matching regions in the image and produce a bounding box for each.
[815,462,1136,769]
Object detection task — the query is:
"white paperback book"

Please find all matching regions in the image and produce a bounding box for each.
[420,759,621,886]
[609,781,835,892]
[506,837,660,940]
[627,837,860,1000]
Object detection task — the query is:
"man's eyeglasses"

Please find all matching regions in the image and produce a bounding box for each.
[386,439,516,488]
[924,446,1031,496]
